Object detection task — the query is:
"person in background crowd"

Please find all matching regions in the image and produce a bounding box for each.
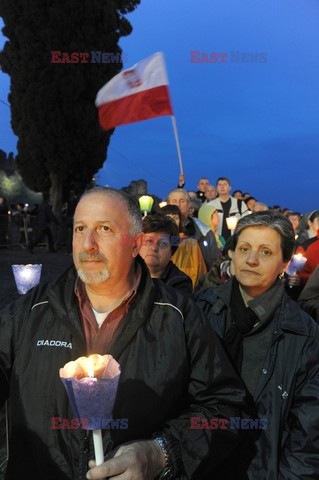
[0,195,9,214]
[28,192,59,253]
[298,265,319,323]
[297,231,319,285]
[251,202,268,213]
[0,186,250,480]
[188,197,201,217]
[204,184,217,202]
[244,196,257,211]
[195,237,235,291]
[195,211,319,479]
[233,190,244,200]
[177,173,210,203]
[287,212,301,237]
[160,204,207,288]
[198,204,225,251]
[10,202,25,246]
[242,193,251,200]
[295,210,319,254]
[0,195,9,245]
[207,177,249,242]
[167,188,219,271]
[140,214,193,295]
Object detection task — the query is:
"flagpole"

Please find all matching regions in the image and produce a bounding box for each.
[170,115,184,175]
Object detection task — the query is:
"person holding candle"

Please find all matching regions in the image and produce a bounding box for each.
[206,177,250,242]
[0,186,250,480]
[195,211,319,479]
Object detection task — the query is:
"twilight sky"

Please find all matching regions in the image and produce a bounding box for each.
[1,0,319,212]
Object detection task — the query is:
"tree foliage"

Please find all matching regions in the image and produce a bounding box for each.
[0,0,140,212]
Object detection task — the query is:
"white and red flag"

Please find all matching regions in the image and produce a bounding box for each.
[95,52,173,131]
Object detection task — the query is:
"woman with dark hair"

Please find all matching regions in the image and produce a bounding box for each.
[140,214,193,295]
[295,210,319,253]
[196,211,319,479]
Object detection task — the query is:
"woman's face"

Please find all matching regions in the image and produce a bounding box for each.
[229,226,288,297]
[211,211,219,228]
[308,217,319,234]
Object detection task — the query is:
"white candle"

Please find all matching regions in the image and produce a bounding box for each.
[226,216,239,230]
[93,429,104,466]
[87,356,104,466]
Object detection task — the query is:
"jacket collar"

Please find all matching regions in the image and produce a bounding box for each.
[208,277,311,337]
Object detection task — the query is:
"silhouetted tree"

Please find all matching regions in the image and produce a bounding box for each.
[0,149,15,176]
[0,0,140,214]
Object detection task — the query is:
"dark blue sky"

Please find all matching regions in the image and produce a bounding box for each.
[1,0,319,212]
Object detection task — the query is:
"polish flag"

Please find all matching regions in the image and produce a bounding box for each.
[95,52,173,131]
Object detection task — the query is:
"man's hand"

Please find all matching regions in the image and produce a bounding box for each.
[86,439,166,479]
[178,172,185,187]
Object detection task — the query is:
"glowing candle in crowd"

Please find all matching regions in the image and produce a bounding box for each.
[11,264,42,294]
[139,195,154,217]
[226,216,239,231]
[60,354,121,467]
[285,253,307,276]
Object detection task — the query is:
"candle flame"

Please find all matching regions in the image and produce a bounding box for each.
[87,356,95,379]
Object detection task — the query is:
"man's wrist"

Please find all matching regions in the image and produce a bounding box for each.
[153,433,175,479]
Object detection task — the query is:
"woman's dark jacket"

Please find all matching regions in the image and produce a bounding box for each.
[196,277,319,480]
[160,260,193,294]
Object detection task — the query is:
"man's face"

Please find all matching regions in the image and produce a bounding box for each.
[233,191,243,200]
[205,185,217,201]
[139,232,172,276]
[168,192,190,219]
[197,178,209,192]
[217,180,231,196]
[73,193,140,286]
[288,215,300,232]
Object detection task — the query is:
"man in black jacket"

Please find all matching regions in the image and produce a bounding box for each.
[0,187,249,480]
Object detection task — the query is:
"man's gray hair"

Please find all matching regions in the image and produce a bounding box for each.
[79,186,142,235]
[167,188,190,203]
[232,211,295,262]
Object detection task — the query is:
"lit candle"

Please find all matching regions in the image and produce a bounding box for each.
[226,216,239,231]
[139,195,154,216]
[285,253,307,275]
[60,354,121,468]
[11,264,42,294]
[87,357,104,466]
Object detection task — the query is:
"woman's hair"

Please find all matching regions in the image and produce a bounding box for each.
[142,214,179,255]
[308,210,319,223]
[160,204,182,224]
[232,211,295,262]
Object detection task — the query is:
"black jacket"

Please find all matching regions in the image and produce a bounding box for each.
[160,260,193,294]
[0,258,249,480]
[183,217,219,271]
[196,279,319,480]
[298,265,319,323]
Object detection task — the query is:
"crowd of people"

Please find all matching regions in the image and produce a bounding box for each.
[0,177,319,480]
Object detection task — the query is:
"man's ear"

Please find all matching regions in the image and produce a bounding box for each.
[132,233,143,257]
